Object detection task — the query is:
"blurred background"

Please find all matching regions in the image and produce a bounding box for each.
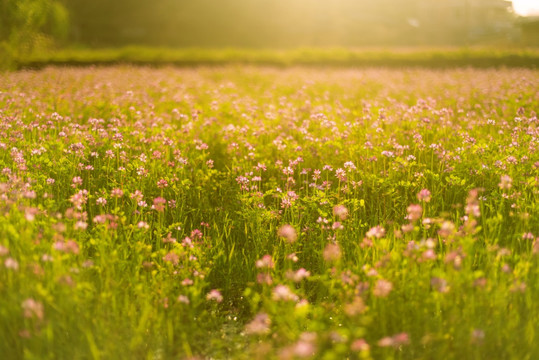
[0,0,538,66]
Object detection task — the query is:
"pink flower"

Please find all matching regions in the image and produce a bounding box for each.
[177,295,190,304]
[351,339,370,352]
[152,197,167,212]
[344,161,356,171]
[373,279,393,297]
[438,221,455,238]
[323,243,341,261]
[333,205,349,220]
[69,190,88,210]
[162,252,179,265]
[465,189,481,218]
[294,340,316,358]
[422,249,436,261]
[64,240,80,254]
[332,221,343,230]
[366,225,386,239]
[293,333,317,358]
[286,268,311,282]
[282,166,294,176]
[206,289,223,303]
[75,221,88,230]
[111,188,124,198]
[22,298,44,320]
[287,253,299,262]
[506,156,517,165]
[344,297,366,316]
[190,229,203,240]
[406,204,422,222]
[23,191,36,199]
[445,250,464,269]
[431,277,449,293]
[94,214,107,224]
[162,233,177,244]
[393,333,410,345]
[281,191,299,208]
[377,333,409,348]
[417,189,431,202]
[377,337,394,347]
[244,313,271,335]
[272,285,299,301]
[498,175,512,190]
[471,329,485,344]
[255,255,274,269]
[181,278,193,286]
[4,257,19,270]
[278,225,297,243]
[24,208,38,221]
[257,273,273,285]
[401,222,414,233]
[53,240,79,254]
[130,190,144,202]
[157,179,169,188]
[335,168,347,181]
[71,176,83,188]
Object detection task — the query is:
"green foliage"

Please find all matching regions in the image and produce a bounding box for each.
[12,46,539,70]
[63,0,516,47]
[0,0,69,69]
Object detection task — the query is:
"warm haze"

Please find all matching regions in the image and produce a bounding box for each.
[512,0,539,16]
[1,1,538,359]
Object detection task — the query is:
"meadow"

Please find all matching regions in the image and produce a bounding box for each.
[0,66,537,359]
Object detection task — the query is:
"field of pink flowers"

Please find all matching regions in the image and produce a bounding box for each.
[0,66,538,359]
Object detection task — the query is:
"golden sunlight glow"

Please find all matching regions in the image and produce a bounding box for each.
[512,0,539,16]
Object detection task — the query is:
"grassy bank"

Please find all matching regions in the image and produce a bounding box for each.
[10,46,539,70]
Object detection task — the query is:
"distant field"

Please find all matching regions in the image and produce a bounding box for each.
[0,66,538,359]
[10,47,539,70]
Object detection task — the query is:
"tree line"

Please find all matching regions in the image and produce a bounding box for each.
[1,0,517,54]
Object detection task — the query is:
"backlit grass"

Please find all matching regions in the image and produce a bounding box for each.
[0,66,538,359]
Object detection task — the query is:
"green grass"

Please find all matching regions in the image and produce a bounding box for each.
[0,66,537,359]
[9,46,539,70]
